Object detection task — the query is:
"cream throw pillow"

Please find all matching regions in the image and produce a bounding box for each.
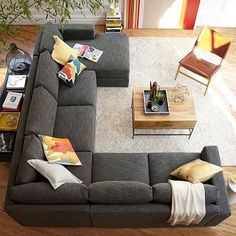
[28,159,82,189]
[170,159,223,183]
[52,36,79,65]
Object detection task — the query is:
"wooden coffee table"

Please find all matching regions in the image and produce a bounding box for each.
[132,87,197,139]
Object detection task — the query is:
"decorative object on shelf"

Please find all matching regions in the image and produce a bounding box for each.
[0,132,15,153]
[0,133,6,152]
[173,84,190,103]
[108,0,120,13]
[6,43,32,73]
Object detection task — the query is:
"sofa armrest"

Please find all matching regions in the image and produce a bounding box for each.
[200,146,231,225]
[59,24,95,40]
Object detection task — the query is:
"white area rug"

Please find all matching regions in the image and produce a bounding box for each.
[95,37,236,166]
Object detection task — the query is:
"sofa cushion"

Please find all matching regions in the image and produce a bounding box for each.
[66,152,93,186]
[34,50,60,100]
[52,36,78,65]
[53,105,95,152]
[39,135,81,166]
[16,134,45,185]
[148,153,199,185]
[58,70,97,107]
[61,24,95,40]
[10,182,88,204]
[58,55,86,87]
[39,21,63,53]
[92,153,149,184]
[89,181,152,204]
[25,86,57,136]
[170,159,223,183]
[66,33,129,79]
[153,183,219,204]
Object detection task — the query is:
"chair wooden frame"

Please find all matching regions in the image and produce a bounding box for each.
[175,27,232,95]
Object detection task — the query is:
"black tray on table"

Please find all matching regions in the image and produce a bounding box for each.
[143,89,170,115]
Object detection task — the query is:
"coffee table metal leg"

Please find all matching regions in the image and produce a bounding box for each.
[188,128,194,139]
[132,128,195,139]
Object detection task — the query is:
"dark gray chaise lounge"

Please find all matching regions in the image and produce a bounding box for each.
[4,22,231,227]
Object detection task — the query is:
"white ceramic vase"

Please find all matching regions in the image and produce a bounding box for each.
[109,3,120,13]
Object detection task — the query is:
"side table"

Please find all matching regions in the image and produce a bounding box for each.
[0,70,29,162]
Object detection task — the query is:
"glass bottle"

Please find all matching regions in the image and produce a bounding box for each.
[6,43,32,74]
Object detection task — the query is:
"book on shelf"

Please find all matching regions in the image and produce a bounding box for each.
[6,74,27,90]
[73,44,103,63]
[0,112,20,131]
[106,11,121,20]
[2,91,23,111]
[105,21,122,28]
[105,28,122,33]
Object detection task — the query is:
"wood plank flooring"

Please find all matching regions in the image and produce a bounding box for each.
[0,25,236,235]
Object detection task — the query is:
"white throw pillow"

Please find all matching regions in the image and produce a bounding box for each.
[27,159,82,189]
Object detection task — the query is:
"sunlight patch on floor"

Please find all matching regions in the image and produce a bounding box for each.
[209,75,236,135]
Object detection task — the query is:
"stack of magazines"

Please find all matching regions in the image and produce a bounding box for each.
[6,74,27,92]
[105,11,122,33]
[73,44,103,63]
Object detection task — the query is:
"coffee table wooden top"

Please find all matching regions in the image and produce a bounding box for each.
[132,87,197,129]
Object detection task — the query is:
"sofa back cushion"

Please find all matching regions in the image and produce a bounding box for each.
[15,134,44,184]
[148,153,199,185]
[53,106,96,152]
[89,181,152,204]
[25,86,57,136]
[92,153,149,184]
[39,21,63,53]
[34,50,60,100]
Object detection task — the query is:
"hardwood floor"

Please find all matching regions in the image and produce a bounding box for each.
[0,25,236,235]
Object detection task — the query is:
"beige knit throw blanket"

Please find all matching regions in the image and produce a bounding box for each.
[167,180,206,226]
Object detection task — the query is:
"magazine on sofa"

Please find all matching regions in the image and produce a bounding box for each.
[73,43,103,63]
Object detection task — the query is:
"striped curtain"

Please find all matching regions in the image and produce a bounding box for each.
[124,0,141,29]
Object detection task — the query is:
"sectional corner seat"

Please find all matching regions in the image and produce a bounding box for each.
[4,22,231,227]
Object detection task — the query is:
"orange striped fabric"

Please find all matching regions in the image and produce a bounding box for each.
[124,0,140,29]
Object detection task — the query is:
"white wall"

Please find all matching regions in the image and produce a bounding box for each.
[141,0,183,28]
[195,0,236,27]
[22,0,124,25]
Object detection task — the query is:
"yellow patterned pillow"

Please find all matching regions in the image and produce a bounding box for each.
[39,135,81,166]
[170,159,223,183]
[52,36,78,65]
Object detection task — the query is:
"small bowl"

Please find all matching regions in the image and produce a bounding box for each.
[229,180,236,193]
[229,172,236,184]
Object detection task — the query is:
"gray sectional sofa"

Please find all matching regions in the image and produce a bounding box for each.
[4,22,231,227]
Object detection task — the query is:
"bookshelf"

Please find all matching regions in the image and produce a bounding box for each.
[0,70,28,162]
[105,10,122,33]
